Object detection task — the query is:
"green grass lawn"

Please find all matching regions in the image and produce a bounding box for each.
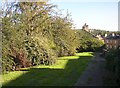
[2,52,94,86]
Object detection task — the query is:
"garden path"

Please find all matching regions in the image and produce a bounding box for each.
[74,53,106,86]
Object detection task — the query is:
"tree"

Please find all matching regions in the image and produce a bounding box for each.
[2,1,76,72]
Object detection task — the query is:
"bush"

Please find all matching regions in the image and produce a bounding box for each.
[1,2,105,73]
[75,30,104,52]
[24,36,57,66]
[105,49,120,85]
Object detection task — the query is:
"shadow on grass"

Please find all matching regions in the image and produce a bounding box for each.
[3,55,93,86]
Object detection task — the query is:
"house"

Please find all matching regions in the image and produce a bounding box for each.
[82,23,94,33]
[96,34,104,40]
[82,23,89,32]
[82,23,104,40]
[104,33,120,49]
[82,23,120,49]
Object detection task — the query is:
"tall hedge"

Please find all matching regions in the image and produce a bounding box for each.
[1,2,104,72]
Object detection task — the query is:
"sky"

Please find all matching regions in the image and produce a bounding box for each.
[49,0,119,31]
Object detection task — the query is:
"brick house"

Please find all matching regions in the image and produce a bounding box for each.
[104,33,120,49]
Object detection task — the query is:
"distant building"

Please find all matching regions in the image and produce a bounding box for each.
[104,33,120,49]
[96,34,104,41]
[82,24,120,49]
[105,33,108,37]
[82,23,89,32]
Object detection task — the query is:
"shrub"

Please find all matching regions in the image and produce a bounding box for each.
[105,49,120,85]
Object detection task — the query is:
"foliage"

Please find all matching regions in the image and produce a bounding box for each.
[75,30,104,52]
[90,29,120,37]
[1,2,76,72]
[2,2,103,72]
[105,49,120,85]
[2,52,93,86]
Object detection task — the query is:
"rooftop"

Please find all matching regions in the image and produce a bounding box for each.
[105,35,120,40]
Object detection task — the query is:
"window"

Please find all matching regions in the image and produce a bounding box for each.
[110,45,112,48]
[114,45,117,49]
[111,40,112,43]
[106,40,109,43]
[106,45,109,48]
[115,40,117,44]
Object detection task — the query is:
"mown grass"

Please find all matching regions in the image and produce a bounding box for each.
[2,52,94,86]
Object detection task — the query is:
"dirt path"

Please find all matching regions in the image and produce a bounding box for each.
[74,53,106,86]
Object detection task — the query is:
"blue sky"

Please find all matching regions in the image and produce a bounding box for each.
[49,0,119,31]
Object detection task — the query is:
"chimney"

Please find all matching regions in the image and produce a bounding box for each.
[112,33,115,36]
[105,34,107,37]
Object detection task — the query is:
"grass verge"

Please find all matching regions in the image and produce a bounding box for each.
[2,52,93,86]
